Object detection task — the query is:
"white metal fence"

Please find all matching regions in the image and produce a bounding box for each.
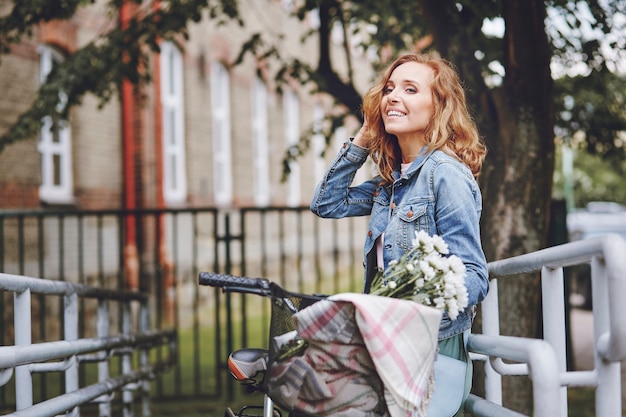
[2,211,625,416]
[0,273,177,417]
[466,233,626,416]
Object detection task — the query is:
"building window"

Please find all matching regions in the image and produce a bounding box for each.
[210,61,232,206]
[38,45,73,204]
[282,0,295,13]
[308,7,320,29]
[312,104,325,182]
[251,76,270,207]
[283,88,300,207]
[160,41,187,204]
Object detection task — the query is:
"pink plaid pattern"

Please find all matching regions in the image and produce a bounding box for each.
[331,293,441,416]
[265,293,441,417]
[266,299,385,416]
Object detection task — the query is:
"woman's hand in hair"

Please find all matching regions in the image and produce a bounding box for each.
[352,120,370,150]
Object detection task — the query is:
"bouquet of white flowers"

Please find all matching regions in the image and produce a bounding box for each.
[370,230,469,320]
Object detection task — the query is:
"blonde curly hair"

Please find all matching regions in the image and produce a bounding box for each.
[361,54,487,184]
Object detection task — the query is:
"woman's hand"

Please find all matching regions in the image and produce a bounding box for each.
[352,120,370,149]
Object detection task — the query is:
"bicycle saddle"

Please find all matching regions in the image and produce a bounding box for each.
[228,348,269,381]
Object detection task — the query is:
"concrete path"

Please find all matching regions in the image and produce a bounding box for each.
[570,307,626,416]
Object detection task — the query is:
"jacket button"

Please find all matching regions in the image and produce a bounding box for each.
[390,202,396,210]
[368,230,373,237]
[343,142,348,148]
[373,190,379,197]
[406,210,413,218]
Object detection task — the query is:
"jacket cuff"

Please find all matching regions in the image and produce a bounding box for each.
[343,140,369,162]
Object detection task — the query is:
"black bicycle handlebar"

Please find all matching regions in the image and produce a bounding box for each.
[198,272,271,291]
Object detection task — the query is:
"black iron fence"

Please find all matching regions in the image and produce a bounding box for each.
[0,206,368,407]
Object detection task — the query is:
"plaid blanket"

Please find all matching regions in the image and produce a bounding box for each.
[265,293,441,417]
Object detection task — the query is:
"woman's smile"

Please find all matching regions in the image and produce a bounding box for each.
[380,61,434,145]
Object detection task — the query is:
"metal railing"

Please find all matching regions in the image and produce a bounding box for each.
[0,272,177,417]
[0,206,367,406]
[467,233,626,417]
[4,207,622,415]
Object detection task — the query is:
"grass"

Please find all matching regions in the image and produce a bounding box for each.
[567,387,596,417]
[74,387,598,417]
[78,396,269,417]
[0,296,273,417]
[0,368,601,417]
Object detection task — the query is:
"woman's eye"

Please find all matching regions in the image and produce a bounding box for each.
[406,87,417,93]
[383,87,393,95]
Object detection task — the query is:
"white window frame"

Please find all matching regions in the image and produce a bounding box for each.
[282,0,295,13]
[160,41,187,204]
[308,7,320,29]
[251,76,270,207]
[210,62,233,206]
[334,125,347,150]
[283,89,301,207]
[312,104,326,182]
[38,45,73,204]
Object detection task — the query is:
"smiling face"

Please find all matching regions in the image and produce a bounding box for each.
[380,61,435,147]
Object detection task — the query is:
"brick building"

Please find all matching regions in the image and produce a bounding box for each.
[0,1,374,295]
[0,0,373,213]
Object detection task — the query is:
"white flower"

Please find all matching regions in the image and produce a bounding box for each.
[426,253,446,271]
[443,270,463,286]
[422,240,435,254]
[444,281,457,298]
[448,255,466,274]
[413,230,430,246]
[447,299,461,320]
[414,230,435,253]
[432,234,449,255]
[456,284,469,307]
[418,260,436,280]
[370,232,469,320]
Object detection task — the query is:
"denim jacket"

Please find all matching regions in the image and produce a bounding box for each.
[310,141,489,340]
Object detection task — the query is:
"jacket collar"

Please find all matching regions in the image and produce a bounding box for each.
[394,146,434,181]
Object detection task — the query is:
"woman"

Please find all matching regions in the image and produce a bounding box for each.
[310,53,489,416]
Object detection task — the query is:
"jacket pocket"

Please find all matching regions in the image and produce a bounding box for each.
[396,203,429,250]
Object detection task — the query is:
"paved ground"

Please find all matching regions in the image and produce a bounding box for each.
[570,307,626,415]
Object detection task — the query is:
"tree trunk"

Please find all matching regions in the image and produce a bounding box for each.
[423,0,555,413]
[481,1,554,412]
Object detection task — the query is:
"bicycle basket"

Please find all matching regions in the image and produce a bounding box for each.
[261,285,387,416]
[264,283,323,367]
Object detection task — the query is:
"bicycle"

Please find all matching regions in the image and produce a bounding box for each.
[198,272,326,417]
[199,272,442,417]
